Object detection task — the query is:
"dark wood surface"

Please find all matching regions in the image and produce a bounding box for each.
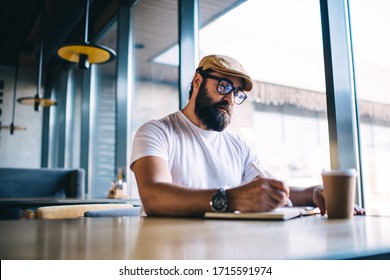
[1,215,390,260]
[0,197,139,207]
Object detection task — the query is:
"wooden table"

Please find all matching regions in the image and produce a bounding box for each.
[1,215,390,260]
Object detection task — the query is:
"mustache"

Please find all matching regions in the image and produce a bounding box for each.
[213,100,232,114]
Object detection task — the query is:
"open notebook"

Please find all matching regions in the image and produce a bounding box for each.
[204,207,319,221]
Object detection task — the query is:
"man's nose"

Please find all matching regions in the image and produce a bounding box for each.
[222,91,235,105]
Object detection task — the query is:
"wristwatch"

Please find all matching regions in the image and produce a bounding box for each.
[210,188,229,212]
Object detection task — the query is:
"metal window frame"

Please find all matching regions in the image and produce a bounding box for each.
[79,67,96,198]
[320,0,363,206]
[179,0,199,109]
[115,3,133,179]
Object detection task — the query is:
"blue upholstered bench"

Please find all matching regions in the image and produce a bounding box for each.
[0,167,85,219]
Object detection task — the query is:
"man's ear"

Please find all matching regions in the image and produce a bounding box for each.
[192,72,203,89]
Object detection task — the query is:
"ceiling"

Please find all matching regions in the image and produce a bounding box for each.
[132,0,246,83]
[0,0,245,79]
[0,0,116,68]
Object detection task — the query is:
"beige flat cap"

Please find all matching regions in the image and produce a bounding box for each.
[197,54,254,91]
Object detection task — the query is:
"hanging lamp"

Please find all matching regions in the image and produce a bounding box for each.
[0,64,27,134]
[17,1,57,111]
[57,0,116,69]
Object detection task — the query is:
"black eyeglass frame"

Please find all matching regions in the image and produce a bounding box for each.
[198,71,247,105]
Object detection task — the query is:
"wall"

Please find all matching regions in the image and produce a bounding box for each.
[0,66,42,167]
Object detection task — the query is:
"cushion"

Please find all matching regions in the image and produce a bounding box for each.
[84,207,140,217]
[36,204,133,219]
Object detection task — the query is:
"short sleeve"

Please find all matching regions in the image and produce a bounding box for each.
[130,121,169,170]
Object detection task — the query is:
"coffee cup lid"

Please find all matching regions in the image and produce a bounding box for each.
[321,169,357,176]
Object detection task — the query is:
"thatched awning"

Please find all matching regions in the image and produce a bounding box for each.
[249,81,390,123]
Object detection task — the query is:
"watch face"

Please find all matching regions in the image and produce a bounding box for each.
[211,189,228,212]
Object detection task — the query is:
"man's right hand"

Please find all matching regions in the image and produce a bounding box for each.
[227,177,289,213]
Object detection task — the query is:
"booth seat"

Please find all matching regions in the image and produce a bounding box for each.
[0,167,85,219]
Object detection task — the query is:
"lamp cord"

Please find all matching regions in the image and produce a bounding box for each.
[11,64,19,124]
[36,0,45,98]
[84,0,90,43]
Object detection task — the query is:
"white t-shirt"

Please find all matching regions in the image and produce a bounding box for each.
[130,111,267,189]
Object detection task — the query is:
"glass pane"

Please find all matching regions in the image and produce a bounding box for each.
[45,65,82,169]
[65,67,82,169]
[48,74,62,167]
[199,0,329,187]
[130,0,179,198]
[349,0,390,215]
[90,22,118,198]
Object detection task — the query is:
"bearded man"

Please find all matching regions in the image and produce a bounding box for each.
[130,54,364,217]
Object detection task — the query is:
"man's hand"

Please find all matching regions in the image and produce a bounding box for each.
[353,205,365,215]
[311,185,326,215]
[311,185,365,215]
[227,177,289,213]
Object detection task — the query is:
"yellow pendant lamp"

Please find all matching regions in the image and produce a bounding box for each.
[57,0,116,69]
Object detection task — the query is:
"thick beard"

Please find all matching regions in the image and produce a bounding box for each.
[194,83,232,131]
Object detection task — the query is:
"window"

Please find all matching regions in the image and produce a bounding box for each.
[90,22,118,197]
[199,0,329,187]
[349,0,390,214]
[129,0,180,198]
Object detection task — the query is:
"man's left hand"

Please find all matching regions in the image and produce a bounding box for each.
[312,185,365,216]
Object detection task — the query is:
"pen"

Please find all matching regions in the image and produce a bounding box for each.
[250,162,293,207]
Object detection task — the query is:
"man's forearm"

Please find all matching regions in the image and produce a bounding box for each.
[140,182,216,217]
[289,186,318,207]
[133,156,218,217]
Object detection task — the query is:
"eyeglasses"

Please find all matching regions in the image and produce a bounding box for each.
[199,72,247,105]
